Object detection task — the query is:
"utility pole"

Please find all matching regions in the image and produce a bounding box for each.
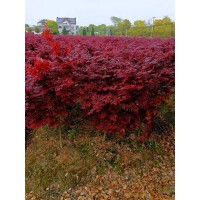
[151,17,156,37]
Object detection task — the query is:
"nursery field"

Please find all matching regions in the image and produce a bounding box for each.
[25,31,175,199]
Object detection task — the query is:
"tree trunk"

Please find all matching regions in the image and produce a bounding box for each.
[58,118,63,148]
[103,132,107,142]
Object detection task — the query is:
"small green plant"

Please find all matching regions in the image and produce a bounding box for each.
[145,140,160,151]
[68,129,76,138]
[67,129,76,147]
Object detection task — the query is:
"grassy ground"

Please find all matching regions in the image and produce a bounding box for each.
[26,123,174,200]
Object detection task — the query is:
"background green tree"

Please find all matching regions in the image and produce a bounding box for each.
[34,26,40,33]
[62,26,68,35]
[153,16,173,37]
[46,20,59,34]
[91,26,95,36]
[129,20,147,37]
[27,27,33,32]
[25,24,30,32]
[123,19,131,36]
[107,25,115,36]
[134,20,146,27]
[88,24,96,32]
[82,28,87,36]
[97,24,107,36]
[117,19,131,36]
[111,16,122,28]
[117,21,124,36]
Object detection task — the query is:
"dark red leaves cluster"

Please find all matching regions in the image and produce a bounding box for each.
[25,31,175,141]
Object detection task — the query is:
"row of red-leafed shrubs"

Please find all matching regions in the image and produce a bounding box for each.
[25,30,175,141]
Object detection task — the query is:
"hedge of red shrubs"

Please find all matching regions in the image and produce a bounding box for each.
[25,30,175,141]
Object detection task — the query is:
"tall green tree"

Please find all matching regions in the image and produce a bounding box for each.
[82,28,87,36]
[134,20,146,27]
[162,16,172,24]
[117,19,131,36]
[123,19,131,36]
[34,26,40,33]
[111,16,122,27]
[62,26,68,35]
[88,24,96,31]
[91,26,95,36]
[129,20,147,37]
[79,26,84,35]
[153,17,174,37]
[107,25,115,36]
[97,24,107,35]
[86,27,89,34]
[46,20,59,34]
[117,22,124,36]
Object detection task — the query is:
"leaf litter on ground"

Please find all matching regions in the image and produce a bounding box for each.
[26,126,175,200]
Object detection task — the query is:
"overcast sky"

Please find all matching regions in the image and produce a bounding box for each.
[25,0,175,26]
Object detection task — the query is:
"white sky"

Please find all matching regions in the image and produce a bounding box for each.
[25,0,175,26]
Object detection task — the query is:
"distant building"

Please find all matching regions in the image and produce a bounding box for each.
[36,18,79,35]
[56,17,79,35]
[36,19,48,33]
[37,19,48,27]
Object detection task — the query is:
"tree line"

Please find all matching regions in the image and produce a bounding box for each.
[80,16,175,38]
[25,16,175,38]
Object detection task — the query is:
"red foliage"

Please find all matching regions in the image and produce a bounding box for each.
[42,25,53,42]
[25,30,74,129]
[25,31,175,141]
